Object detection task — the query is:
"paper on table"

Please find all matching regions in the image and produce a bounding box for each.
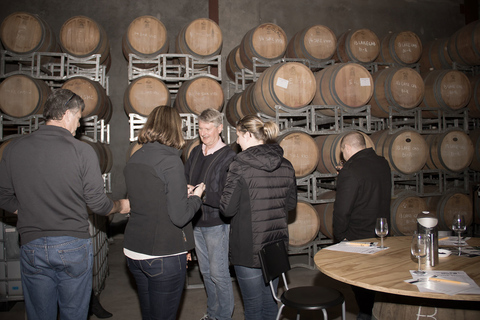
[325,242,384,254]
[406,270,480,295]
[439,236,470,247]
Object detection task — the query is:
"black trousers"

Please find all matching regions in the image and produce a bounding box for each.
[352,285,376,316]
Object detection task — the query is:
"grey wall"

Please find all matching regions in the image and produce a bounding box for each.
[0,0,469,218]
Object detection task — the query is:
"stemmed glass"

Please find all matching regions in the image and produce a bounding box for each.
[411,232,429,275]
[375,218,389,249]
[452,214,467,255]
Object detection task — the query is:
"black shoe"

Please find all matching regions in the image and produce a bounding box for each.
[89,293,113,318]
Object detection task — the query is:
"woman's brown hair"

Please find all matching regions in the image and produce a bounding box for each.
[137,106,185,149]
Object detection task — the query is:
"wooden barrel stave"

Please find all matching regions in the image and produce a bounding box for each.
[252,62,316,117]
[122,15,168,68]
[370,67,425,118]
[286,25,337,63]
[0,74,51,118]
[59,16,110,66]
[279,131,319,178]
[239,23,287,71]
[174,76,224,115]
[424,130,474,173]
[334,28,380,63]
[420,70,471,118]
[124,76,171,117]
[313,63,374,116]
[288,201,321,247]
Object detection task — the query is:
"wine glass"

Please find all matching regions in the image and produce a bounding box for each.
[452,214,467,255]
[375,218,389,249]
[411,232,429,275]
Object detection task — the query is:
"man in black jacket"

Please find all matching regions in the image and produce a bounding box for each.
[333,131,391,320]
[185,108,236,320]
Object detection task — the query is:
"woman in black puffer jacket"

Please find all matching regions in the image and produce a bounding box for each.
[220,115,297,320]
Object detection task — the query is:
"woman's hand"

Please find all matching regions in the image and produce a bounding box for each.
[191,182,206,198]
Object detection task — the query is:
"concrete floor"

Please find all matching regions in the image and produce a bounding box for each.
[2,233,359,320]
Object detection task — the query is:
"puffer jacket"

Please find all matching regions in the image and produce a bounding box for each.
[220,143,297,268]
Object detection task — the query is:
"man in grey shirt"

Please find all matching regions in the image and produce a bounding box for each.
[0,89,130,320]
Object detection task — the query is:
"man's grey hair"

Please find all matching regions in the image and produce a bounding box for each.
[198,108,223,127]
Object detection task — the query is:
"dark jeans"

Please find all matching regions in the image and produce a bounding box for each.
[352,285,375,320]
[21,236,93,320]
[127,254,187,320]
[234,265,279,320]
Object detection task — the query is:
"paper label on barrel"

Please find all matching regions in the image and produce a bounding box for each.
[276,77,289,89]
[360,78,371,86]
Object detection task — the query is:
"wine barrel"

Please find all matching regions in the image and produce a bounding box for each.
[475,189,480,224]
[252,62,316,117]
[122,15,168,66]
[174,76,224,115]
[59,16,110,67]
[239,23,287,71]
[80,138,112,174]
[418,38,452,73]
[312,63,373,116]
[240,82,258,117]
[468,129,480,171]
[102,96,113,124]
[313,191,336,239]
[181,138,201,162]
[175,18,222,60]
[226,46,248,82]
[0,74,51,118]
[390,190,428,236]
[377,31,423,66]
[370,67,425,118]
[124,76,171,117]
[315,131,375,174]
[288,201,320,247]
[285,25,337,63]
[0,12,57,63]
[61,77,109,120]
[424,130,474,173]
[467,75,480,118]
[420,70,471,118]
[334,28,380,63]
[224,92,244,127]
[370,129,428,175]
[426,191,473,231]
[278,131,319,178]
[447,20,480,66]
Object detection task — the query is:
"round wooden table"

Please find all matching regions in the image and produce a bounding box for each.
[314,236,480,319]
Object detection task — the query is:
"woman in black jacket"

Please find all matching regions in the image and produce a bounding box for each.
[220,115,297,320]
[123,106,205,320]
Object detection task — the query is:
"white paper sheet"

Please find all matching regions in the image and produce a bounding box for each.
[405,270,480,295]
[324,242,385,254]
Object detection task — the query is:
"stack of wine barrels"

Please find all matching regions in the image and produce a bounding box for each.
[0,12,112,123]
[122,17,224,121]
[223,21,480,247]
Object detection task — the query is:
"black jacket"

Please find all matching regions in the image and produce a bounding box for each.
[124,142,202,256]
[220,143,297,268]
[184,144,236,227]
[333,148,391,242]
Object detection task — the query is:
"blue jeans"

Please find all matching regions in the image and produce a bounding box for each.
[194,225,234,320]
[127,254,187,320]
[234,265,279,320]
[20,236,93,320]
